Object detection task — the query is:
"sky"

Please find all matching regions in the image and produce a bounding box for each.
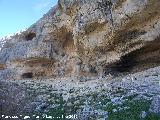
[0,0,58,38]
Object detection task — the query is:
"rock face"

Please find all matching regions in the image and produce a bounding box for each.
[0,0,160,80]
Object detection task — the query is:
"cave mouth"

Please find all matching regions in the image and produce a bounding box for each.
[21,72,33,79]
[25,32,36,41]
[104,52,138,76]
[113,53,137,73]
[104,41,160,76]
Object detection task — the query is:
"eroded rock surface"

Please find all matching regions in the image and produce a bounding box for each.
[0,0,160,80]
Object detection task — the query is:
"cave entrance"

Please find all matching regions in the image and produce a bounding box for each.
[21,72,33,79]
[113,53,137,73]
[104,40,160,76]
[25,32,36,41]
[104,51,138,76]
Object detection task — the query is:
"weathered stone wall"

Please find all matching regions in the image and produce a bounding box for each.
[0,0,160,80]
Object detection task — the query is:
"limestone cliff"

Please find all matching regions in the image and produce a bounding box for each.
[0,0,160,80]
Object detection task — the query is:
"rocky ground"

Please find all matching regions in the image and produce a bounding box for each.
[1,0,160,119]
[1,66,160,120]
